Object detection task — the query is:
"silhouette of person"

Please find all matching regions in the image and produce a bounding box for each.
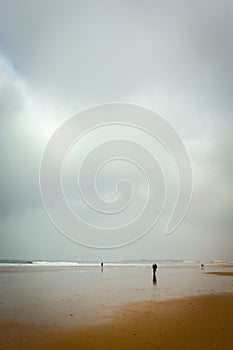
[152,263,157,283]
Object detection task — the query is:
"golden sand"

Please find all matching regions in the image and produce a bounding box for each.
[1,294,233,350]
[206,271,233,277]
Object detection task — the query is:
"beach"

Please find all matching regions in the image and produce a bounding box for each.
[1,294,233,350]
[0,264,233,349]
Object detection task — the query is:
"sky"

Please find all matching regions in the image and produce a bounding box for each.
[0,0,232,262]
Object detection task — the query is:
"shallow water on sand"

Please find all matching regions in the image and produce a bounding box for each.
[0,265,232,327]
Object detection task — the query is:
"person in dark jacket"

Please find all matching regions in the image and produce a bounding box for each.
[152,263,157,283]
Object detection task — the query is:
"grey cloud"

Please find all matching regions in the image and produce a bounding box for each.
[0,0,232,260]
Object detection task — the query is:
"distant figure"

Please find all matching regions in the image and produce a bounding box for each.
[200,263,205,270]
[152,263,157,283]
[101,262,104,272]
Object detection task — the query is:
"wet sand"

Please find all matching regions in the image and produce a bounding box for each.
[1,265,233,327]
[206,271,233,277]
[0,294,233,350]
[1,266,233,349]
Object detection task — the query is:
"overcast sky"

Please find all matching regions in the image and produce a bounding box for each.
[0,0,232,262]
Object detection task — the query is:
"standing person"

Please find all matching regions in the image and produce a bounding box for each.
[152,263,157,283]
[101,262,104,272]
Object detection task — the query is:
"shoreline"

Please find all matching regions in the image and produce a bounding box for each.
[1,293,233,350]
